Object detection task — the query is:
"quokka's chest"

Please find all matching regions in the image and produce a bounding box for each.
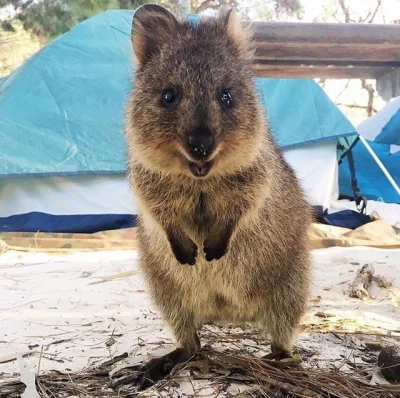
[183,191,217,235]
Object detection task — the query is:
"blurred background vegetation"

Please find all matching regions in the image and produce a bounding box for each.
[1,0,400,125]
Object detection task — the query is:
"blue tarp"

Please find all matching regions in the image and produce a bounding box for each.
[0,9,355,179]
[0,212,136,233]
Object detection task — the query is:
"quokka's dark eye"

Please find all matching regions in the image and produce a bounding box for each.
[219,89,234,109]
[161,88,177,108]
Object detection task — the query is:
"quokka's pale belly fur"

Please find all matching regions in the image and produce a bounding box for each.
[139,214,284,325]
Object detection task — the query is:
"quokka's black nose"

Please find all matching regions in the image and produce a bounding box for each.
[187,129,215,160]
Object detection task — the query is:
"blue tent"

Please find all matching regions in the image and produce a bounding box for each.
[339,97,400,204]
[0,10,356,178]
[0,10,358,232]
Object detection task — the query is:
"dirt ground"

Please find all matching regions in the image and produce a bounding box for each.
[0,244,399,396]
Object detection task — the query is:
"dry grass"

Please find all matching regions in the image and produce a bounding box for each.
[1,345,399,398]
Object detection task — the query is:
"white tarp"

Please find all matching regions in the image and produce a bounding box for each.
[0,141,338,218]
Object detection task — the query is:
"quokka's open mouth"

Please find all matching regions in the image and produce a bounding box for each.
[188,160,213,177]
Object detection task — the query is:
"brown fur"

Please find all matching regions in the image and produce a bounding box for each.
[125,4,312,361]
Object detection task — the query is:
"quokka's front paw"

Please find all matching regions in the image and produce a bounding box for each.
[203,236,229,262]
[171,238,198,266]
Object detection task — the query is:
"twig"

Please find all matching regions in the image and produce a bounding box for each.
[337,103,378,114]
[335,79,351,101]
[36,380,50,398]
[36,345,44,376]
[97,352,129,369]
[338,0,352,23]
[368,0,382,22]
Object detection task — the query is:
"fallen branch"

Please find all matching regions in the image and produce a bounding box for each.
[349,264,394,300]
[349,263,375,299]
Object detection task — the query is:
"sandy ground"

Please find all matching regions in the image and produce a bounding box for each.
[0,243,400,396]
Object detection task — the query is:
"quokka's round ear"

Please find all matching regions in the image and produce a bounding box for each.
[219,5,254,58]
[131,4,179,67]
[219,4,235,26]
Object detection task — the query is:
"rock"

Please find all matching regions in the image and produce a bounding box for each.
[373,275,393,288]
[365,341,386,351]
[378,345,400,383]
[314,312,335,318]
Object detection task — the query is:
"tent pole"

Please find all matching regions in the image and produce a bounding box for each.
[358,134,400,198]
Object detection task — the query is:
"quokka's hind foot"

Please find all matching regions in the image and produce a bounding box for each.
[261,267,310,363]
[262,343,303,369]
[263,342,293,361]
[109,347,196,392]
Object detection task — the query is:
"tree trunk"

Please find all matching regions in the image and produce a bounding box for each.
[361,79,375,117]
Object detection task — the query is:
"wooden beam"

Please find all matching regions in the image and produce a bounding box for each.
[253,64,396,80]
[252,21,400,45]
[251,21,400,80]
[255,43,399,62]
